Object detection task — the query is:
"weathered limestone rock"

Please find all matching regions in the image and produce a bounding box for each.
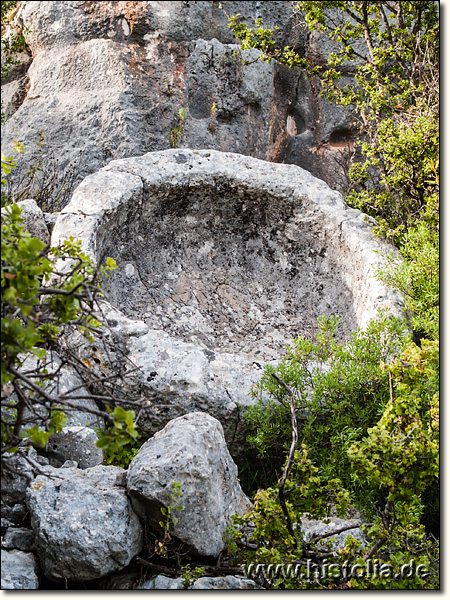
[51,149,404,445]
[138,575,261,590]
[45,425,103,469]
[2,1,355,193]
[1,549,40,589]
[126,412,251,558]
[300,516,366,551]
[1,199,49,245]
[26,464,143,581]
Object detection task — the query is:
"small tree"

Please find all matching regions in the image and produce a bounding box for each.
[1,152,149,475]
[227,1,439,239]
[226,321,439,589]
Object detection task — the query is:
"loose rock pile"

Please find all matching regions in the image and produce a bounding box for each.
[2,410,366,589]
[1,412,252,588]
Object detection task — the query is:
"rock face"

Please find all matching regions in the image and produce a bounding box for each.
[2,1,356,194]
[1,549,40,589]
[126,412,251,557]
[26,464,143,581]
[51,148,404,445]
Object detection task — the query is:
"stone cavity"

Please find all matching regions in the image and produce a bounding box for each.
[50,149,404,445]
[52,149,403,355]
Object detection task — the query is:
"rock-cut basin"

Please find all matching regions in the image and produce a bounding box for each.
[51,149,404,447]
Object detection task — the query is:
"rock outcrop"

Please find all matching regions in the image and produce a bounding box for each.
[26,464,143,581]
[50,148,404,445]
[127,412,251,558]
[2,1,357,194]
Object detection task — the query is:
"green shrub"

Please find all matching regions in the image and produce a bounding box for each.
[377,222,439,340]
[1,131,79,212]
[226,325,439,589]
[244,313,408,510]
[96,407,142,468]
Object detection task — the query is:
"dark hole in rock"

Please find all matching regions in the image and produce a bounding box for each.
[328,128,354,148]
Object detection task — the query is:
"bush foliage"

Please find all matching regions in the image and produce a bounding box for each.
[225,0,439,589]
[226,317,439,589]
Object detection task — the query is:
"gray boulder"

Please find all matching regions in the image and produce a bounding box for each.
[300,516,367,551]
[45,425,103,469]
[127,412,251,558]
[26,464,143,581]
[138,575,183,590]
[13,200,50,245]
[1,549,40,589]
[138,574,260,590]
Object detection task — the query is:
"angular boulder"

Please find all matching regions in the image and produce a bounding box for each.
[127,412,251,557]
[1,549,40,589]
[26,464,143,581]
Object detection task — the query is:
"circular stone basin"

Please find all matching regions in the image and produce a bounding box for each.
[53,149,404,364]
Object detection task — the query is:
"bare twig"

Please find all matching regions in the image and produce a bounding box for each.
[271,372,298,548]
[310,522,362,542]
[134,557,244,578]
